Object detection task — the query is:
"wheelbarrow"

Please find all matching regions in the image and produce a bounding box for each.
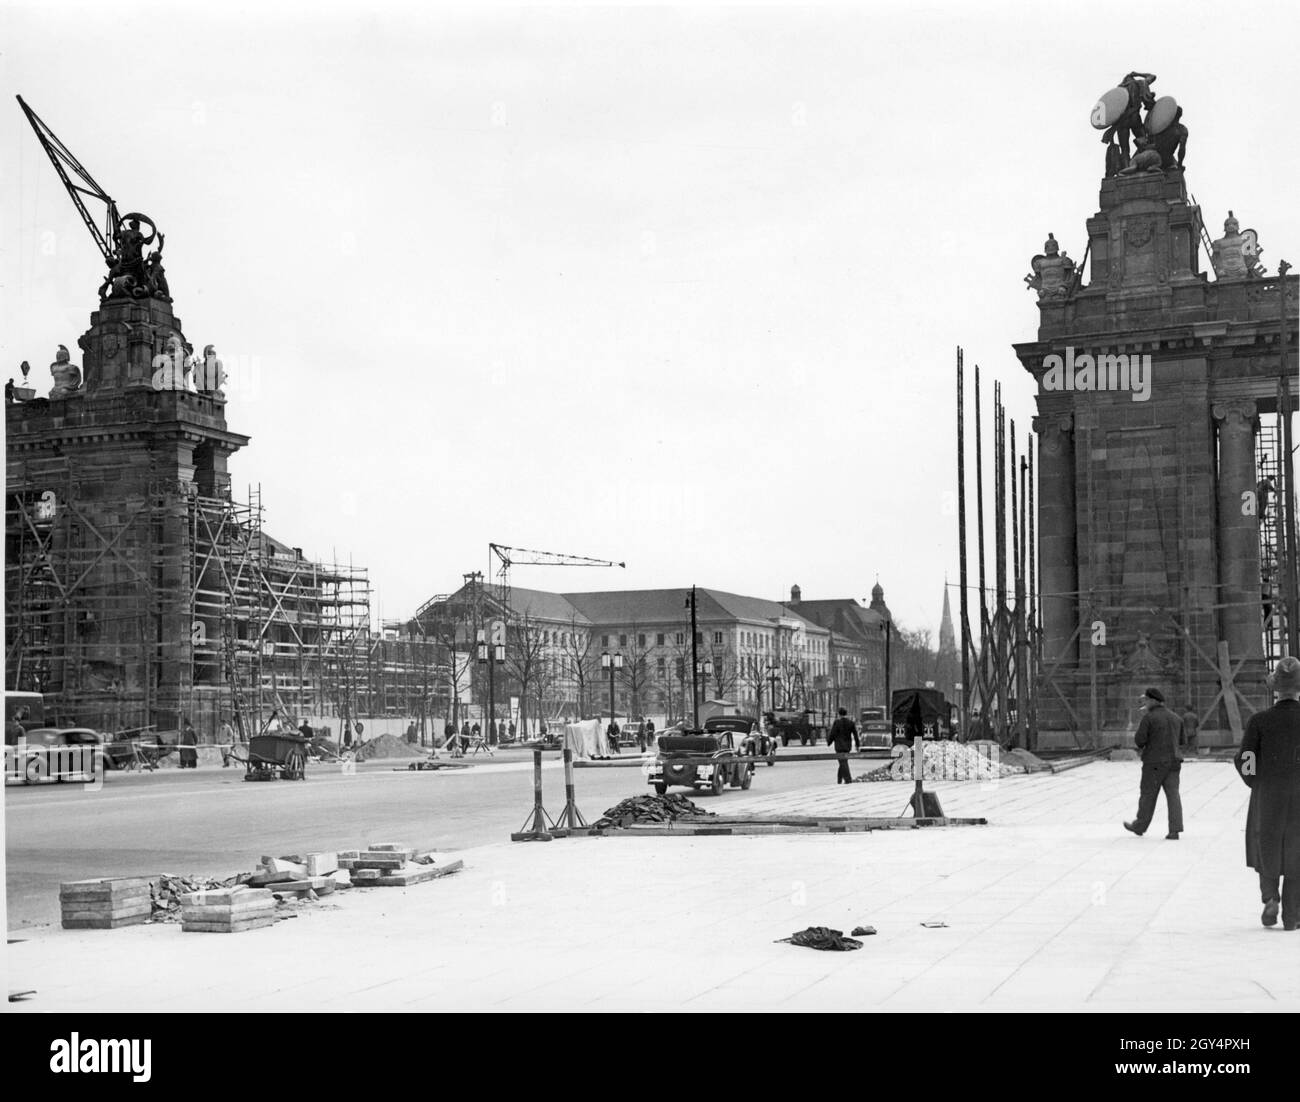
[243,734,311,781]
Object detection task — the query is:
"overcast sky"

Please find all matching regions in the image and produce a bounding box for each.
[4,1,1298,636]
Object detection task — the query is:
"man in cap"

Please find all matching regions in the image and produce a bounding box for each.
[1124,687,1185,839]
[1234,656,1300,930]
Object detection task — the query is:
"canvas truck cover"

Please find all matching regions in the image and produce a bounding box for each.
[890,688,950,740]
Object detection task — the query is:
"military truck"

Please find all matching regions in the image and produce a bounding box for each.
[765,707,828,747]
[890,688,955,744]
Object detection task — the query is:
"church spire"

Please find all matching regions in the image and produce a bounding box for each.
[939,583,956,654]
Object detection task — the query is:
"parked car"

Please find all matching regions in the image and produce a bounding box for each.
[5,727,104,784]
[858,706,891,749]
[702,714,776,766]
[648,727,753,795]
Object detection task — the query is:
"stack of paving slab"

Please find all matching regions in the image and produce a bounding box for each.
[246,852,349,897]
[60,878,154,929]
[180,887,278,933]
[338,842,464,886]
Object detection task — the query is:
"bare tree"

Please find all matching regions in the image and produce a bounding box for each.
[505,613,547,739]
[708,641,738,700]
[560,615,598,719]
[619,622,654,719]
[737,652,768,715]
[532,654,558,735]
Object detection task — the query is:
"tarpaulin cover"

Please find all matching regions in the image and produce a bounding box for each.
[563,719,605,760]
[890,688,950,739]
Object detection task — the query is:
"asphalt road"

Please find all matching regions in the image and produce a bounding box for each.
[5,745,880,930]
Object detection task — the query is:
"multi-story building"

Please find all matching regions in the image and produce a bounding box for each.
[412,582,842,726]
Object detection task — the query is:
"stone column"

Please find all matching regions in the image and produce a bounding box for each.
[1033,414,1078,670]
[1213,400,1264,662]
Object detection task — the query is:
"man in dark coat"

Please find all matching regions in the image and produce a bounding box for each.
[1234,656,1300,930]
[178,716,198,769]
[1124,687,1184,839]
[828,707,859,785]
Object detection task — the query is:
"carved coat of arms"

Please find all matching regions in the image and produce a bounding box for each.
[1124,221,1155,249]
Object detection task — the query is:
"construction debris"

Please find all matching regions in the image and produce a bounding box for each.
[336,842,463,886]
[592,794,717,830]
[150,874,247,922]
[62,841,458,935]
[777,926,864,951]
[61,878,153,930]
[859,741,1024,782]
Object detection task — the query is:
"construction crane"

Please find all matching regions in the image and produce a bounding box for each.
[488,543,625,632]
[17,95,122,265]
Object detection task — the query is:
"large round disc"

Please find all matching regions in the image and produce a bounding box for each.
[1146,95,1178,135]
[1090,87,1129,129]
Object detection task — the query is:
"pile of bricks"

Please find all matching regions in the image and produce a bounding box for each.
[180,887,277,933]
[60,877,153,929]
[338,842,463,886]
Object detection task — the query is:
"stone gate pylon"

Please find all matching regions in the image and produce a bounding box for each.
[1015,155,1297,747]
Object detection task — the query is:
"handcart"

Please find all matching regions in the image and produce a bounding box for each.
[244,733,311,781]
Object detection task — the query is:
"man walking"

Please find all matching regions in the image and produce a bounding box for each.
[218,715,237,767]
[1234,656,1300,930]
[828,707,858,785]
[1124,687,1184,839]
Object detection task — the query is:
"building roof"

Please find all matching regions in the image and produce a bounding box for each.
[506,586,590,625]
[786,597,888,646]
[560,587,830,635]
[416,583,835,637]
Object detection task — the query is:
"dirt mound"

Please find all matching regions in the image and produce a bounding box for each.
[354,734,425,761]
[1001,747,1051,772]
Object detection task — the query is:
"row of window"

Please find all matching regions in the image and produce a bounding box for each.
[531,625,838,660]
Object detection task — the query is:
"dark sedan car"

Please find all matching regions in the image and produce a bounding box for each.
[703,715,776,766]
[648,728,753,796]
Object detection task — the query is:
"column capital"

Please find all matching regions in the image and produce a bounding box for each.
[1212,398,1258,428]
[1033,413,1074,455]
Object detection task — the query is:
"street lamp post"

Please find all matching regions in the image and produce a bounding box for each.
[478,635,505,744]
[695,657,713,723]
[767,660,780,711]
[880,618,893,715]
[601,650,623,744]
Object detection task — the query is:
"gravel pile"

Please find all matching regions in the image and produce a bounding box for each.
[593,793,717,829]
[859,740,1024,782]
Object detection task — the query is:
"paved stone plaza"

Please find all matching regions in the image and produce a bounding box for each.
[7,761,1294,1013]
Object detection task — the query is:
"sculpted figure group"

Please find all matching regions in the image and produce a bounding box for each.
[98,213,172,303]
